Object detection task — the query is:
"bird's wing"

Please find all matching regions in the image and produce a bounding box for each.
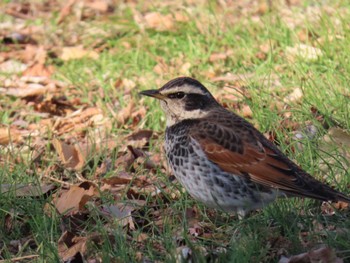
[190,120,349,202]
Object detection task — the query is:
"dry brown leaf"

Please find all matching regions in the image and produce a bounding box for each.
[279,246,343,263]
[0,127,22,145]
[143,12,175,31]
[180,62,191,75]
[153,60,168,75]
[53,181,97,215]
[136,233,149,242]
[122,78,136,90]
[93,158,112,178]
[57,0,77,24]
[52,139,85,170]
[125,129,154,149]
[0,60,27,74]
[57,231,87,261]
[84,0,111,12]
[240,104,253,118]
[126,129,153,142]
[100,172,145,195]
[34,96,77,116]
[285,44,323,61]
[334,201,349,210]
[22,63,54,78]
[60,46,99,61]
[0,183,55,197]
[211,72,255,84]
[117,100,134,125]
[174,11,189,22]
[209,49,234,62]
[102,175,133,186]
[0,82,56,98]
[53,107,106,136]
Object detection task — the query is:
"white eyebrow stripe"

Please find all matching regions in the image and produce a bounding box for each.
[160,84,207,96]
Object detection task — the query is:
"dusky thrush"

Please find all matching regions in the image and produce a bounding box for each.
[140,77,350,215]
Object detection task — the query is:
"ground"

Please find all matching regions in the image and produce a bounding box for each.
[0,0,350,262]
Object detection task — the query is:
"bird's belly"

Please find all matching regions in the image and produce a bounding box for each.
[165,138,277,213]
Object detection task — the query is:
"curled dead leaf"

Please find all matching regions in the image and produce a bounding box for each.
[58,231,87,262]
[53,181,98,215]
[279,246,343,263]
[52,139,85,170]
[0,127,22,145]
[22,63,54,78]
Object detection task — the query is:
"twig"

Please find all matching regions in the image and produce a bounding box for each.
[44,175,73,187]
[0,254,39,262]
[5,9,33,20]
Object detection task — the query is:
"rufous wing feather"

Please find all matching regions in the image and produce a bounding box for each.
[191,126,350,202]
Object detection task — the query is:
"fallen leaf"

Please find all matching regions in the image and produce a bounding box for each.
[136,233,149,242]
[53,181,97,215]
[52,139,85,170]
[180,62,191,74]
[0,60,27,74]
[84,0,111,12]
[0,82,56,98]
[60,46,99,61]
[2,32,37,45]
[209,49,234,62]
[22,63,54,78]
[279,246,343,263]
[143,12,175,31]
[284,87,303,103]
[57,0,77,24]
[211,72,255,84]
[93,158,112,178]
[174,12,189,22]
[122,78,136,89]
[34,96,77,116]
[52,107,106,136]
[57,231,87,262]
[286,44,323,61]
[117,100,134,125]
[240,104,253,118]
[125,129,154,149]
[0,127,22,145]
[102,175,133,186]
[0,183,55,197]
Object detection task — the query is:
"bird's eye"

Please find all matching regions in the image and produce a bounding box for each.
[168,92,185,99]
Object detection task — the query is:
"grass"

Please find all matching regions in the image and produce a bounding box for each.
[1,0,350,262]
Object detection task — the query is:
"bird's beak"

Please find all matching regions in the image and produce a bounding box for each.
[139,89,166,100]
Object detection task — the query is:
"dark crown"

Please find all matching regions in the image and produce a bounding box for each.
[159,77,211,95]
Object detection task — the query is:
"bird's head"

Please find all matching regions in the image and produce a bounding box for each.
[140,77,219,126]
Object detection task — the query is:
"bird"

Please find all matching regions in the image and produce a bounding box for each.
[140,77,350,216]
